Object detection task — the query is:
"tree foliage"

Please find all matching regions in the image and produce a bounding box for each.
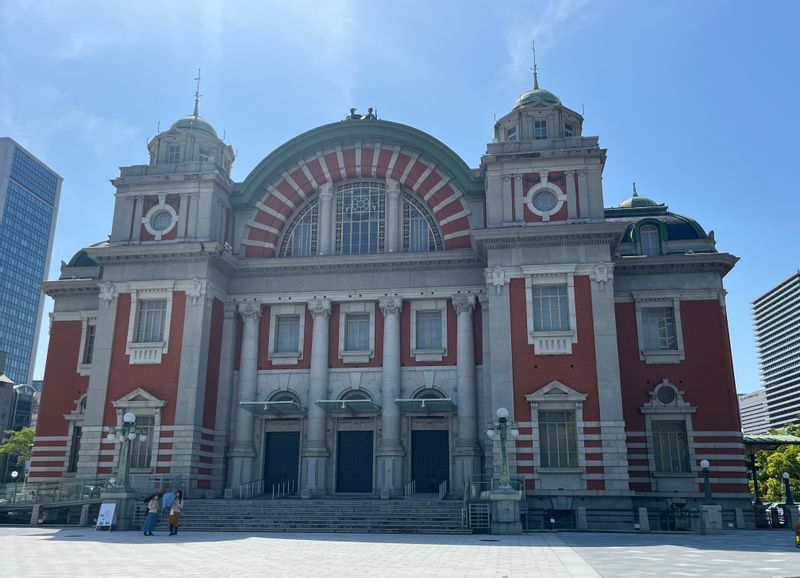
[0,427,34,468]
[750,423,800,502]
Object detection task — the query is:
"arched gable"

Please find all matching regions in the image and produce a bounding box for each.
[234,120,483,258]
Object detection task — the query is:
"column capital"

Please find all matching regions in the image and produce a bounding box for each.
[237,301,262,321]
[308,298,332,319]
[319,181,333,199]
[379,297,403,317]
[452,294,476,315]
[386,177,401,194]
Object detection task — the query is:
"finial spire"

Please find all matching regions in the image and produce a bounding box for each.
[193,69,202,118]
[531,41,539,90]
[632,182,638,197]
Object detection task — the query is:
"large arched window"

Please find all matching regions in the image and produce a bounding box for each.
[279,180,443,257]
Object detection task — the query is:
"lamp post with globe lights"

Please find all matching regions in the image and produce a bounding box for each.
[106,411,147,491]
[486,407,519,493]
[700,459,713,504]
[10,470,18,505]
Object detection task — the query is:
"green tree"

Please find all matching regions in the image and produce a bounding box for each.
[0,427,34,468]
[750,423,800,502]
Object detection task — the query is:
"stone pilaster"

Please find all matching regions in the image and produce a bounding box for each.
[302,298,332,496]
[377,297,403,498]
[229,301,261,491]
[452,294,481,494]
[385,179,401,253]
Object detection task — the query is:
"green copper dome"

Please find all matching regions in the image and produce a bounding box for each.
[619,194,660,208]
[514,87,561,109]
[170,114,218,138]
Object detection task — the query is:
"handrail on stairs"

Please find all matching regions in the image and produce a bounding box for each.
[404,479,416,498]
[438,479,448,501]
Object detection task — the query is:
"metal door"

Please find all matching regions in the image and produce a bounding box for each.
[336,430,373,493]
[411,430,449,493]
[264,431,300,493]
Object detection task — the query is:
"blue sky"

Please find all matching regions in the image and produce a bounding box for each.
[1,0,797,392]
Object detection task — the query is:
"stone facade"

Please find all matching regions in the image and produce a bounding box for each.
[31,81,749,518]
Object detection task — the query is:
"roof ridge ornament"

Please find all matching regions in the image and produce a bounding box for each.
[632,182,638,197]
[193,68,202,118]
[531,40,539,90]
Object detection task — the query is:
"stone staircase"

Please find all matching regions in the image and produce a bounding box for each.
[137,497,470,534]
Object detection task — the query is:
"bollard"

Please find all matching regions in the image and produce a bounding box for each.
[638,507,650,532]
[30,504,41,525]
[80,504,90,526]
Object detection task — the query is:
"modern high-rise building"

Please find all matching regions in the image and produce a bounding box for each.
[738,389,770,434]
[0,138,62,385]
[753,271,800,429]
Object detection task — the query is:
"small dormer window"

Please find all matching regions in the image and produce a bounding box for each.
[506,126,518,142]
[564,123,575,137]
[640,225,661,256]
[534,120,547,140]
[167,145,181,163]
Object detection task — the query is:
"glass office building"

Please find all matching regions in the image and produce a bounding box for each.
[0,138,62,385]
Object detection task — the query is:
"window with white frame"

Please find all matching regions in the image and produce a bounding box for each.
[77,315,97,375]
[135,300,167,343]
[534,120,547,140]
[633,293,685,365]
[268,304,306,365]
[538,409,578,468]
[199,147,212,162]
[345,314,370,350]
[129,415,155,469]
[506,126,518,141]
[651,420,690,473]
[336,182,385,255]
[403,195,442,253]
[639,224,661,256]
[524,266,578,355]
[82,323,96,364]
[564,123,575,137]
[125,284,175,365]
[167,145,181,163]
[338,303,375,363]
[280,200,318,257]
[410,300,448,361]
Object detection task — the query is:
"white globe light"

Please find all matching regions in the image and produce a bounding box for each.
[11,471,18,479]
[106,432,115,441]
[123,411,136,424]
[139,434,148,442]
[127,432,137,441]
[510,429,520,439]
[783,472,790,480]
[700,459,710,469]
[486,430,496,440]
[496,407,509,419]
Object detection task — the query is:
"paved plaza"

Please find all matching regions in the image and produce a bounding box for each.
[1,527,798,577]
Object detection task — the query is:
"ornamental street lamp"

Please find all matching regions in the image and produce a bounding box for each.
[700,459,714,504]
[106,412,147,491]
[486,407,519,493]
[783,472,794,505]
[10,470,18,505]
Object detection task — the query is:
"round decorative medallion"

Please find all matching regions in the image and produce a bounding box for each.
[656,387,677,405]
[532,190,558,212]
[351,192,370,214]
[151,210,173,232]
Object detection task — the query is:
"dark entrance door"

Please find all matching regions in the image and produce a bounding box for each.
[336,430,373,493]
[411,430,449,493]
[264,431,300,493]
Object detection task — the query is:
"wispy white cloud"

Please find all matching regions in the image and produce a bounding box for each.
[496,0,596,88]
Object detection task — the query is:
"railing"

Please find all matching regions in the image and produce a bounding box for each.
[239,478,264,500]
[0,477,115,506]
[129,474,188,497]
[404,480,416,498]
[271,480,296,499]
[438,480,448,501]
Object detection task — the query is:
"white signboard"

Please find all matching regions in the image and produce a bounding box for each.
[96,502,117,531]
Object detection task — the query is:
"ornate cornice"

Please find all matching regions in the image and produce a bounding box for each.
[41,279,99,298]
[613,252,739,278]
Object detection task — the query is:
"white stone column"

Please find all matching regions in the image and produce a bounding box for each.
[303,298,332,497]
[452,294,481,494]
[177,193,189,239]
[317,183,333,256]
[385,179,401,252]
[565,170,577,219]
[378,297,403,498]
[229,301,261,490]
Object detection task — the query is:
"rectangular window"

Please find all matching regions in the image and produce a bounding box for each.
[534,120,548,140]
[652,420,690,473]
[199,148,212,162]
[416,311,442,350]
[641,307,677,350]
[539,410,578,468]
[275,315,300,353]
[640,225,661,256]
[564,123,575,137]
[292,223,312,257]
[67,426,82,473]
[167,145,181,163]
[409,218,430,252]
[506,126,518,142]
[134,300,167,343]
[345,313,370,351]
[82,323,96,364]
[532,286,569,331]
[129,416,154,469]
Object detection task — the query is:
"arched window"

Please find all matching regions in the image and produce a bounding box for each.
[278,181,443,257]
[640,224,661,256]
[280,200,318,257]
[336,182,385,255]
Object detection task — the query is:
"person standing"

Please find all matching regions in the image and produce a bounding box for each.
[161,489,176,516]
[168,490,184,535]
[142,494,160,536]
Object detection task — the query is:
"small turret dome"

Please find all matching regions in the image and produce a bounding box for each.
[514,87,561,109]
[170,114,218,138]
[618,183,661,208]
